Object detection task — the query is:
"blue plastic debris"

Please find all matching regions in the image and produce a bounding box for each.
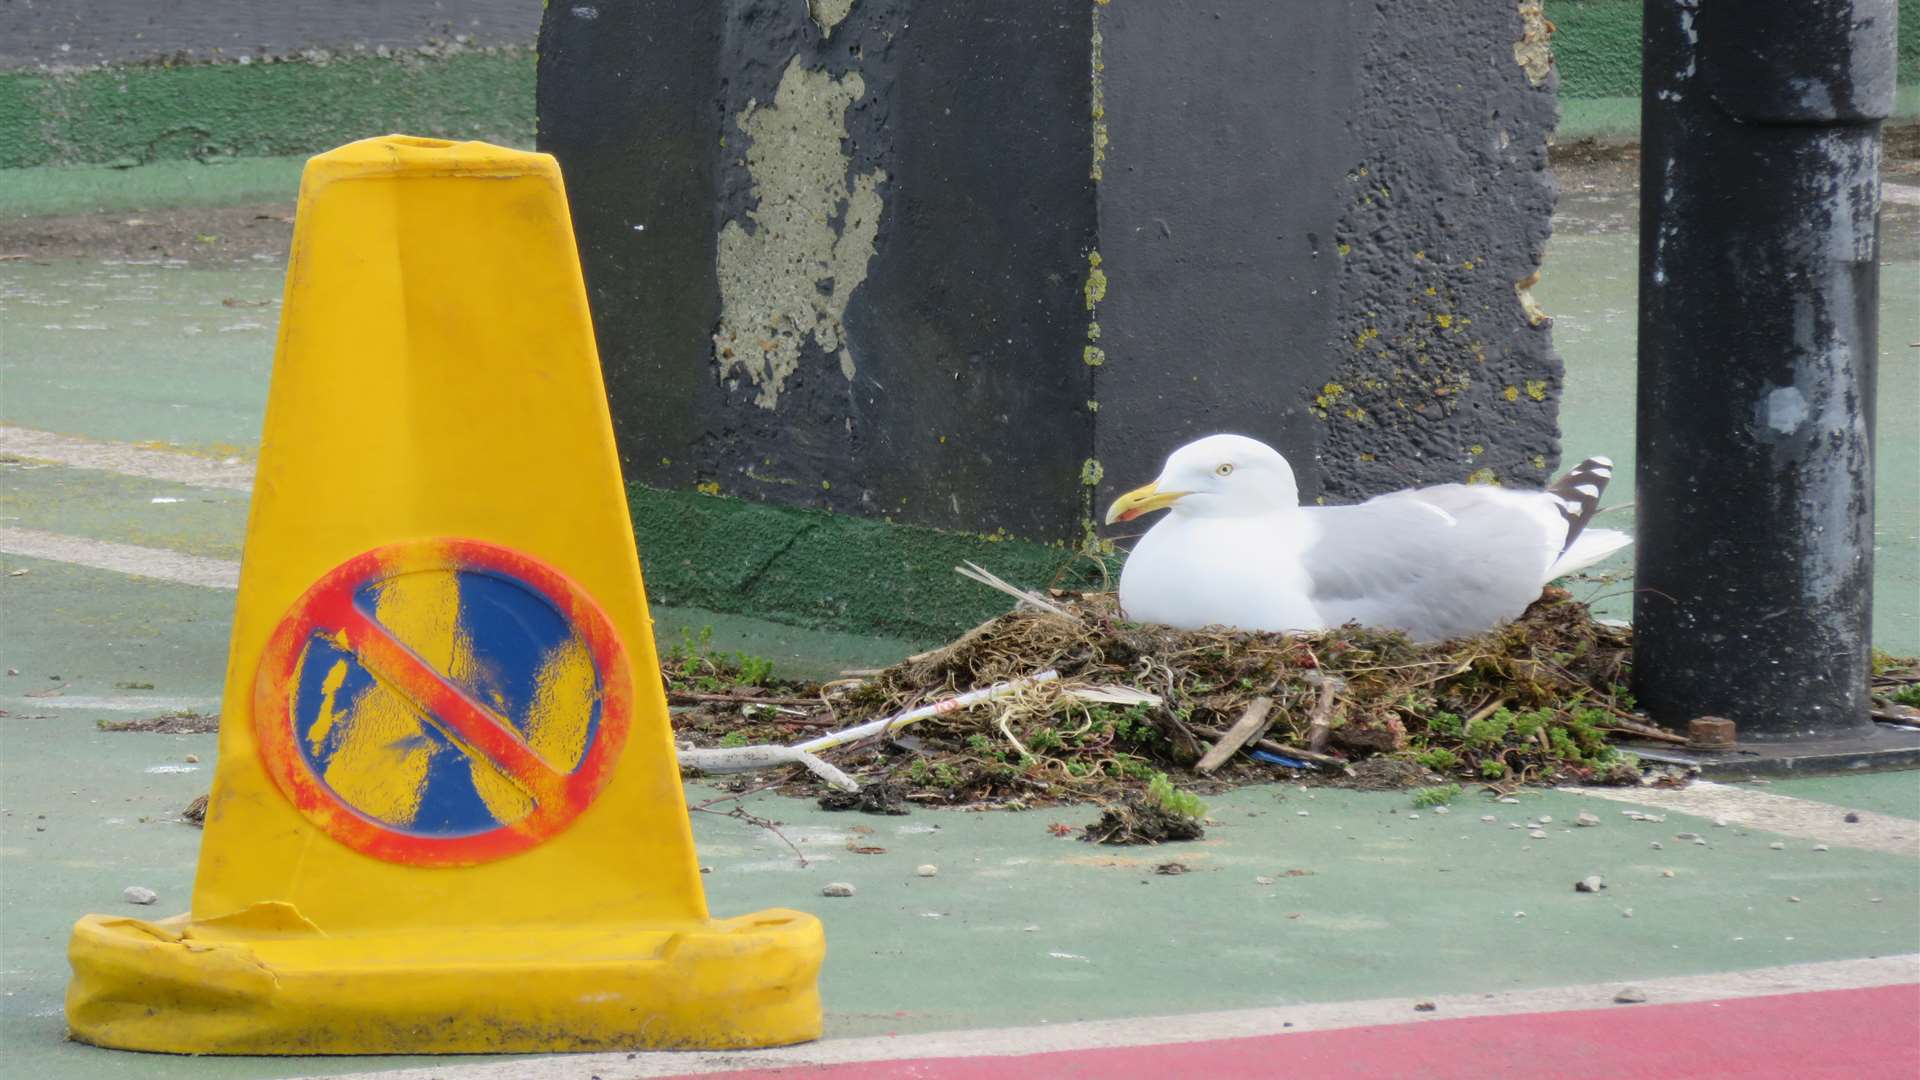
[1249,749,1312,769]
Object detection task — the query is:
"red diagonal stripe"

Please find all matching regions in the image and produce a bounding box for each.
[317,593,565,798]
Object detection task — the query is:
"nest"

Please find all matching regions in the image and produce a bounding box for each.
[672,587,1657,807]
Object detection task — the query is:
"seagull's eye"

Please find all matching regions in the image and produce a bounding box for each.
[1215,463,1236,477]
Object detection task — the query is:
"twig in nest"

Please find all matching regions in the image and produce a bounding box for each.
[668,690,827,708]
[1304,674,1342,753]
[955,561,1076,620]
[1601,717,1689,745]
[1196,696,1276,774]
[1191,723,1347,769]
[690,804,809,867]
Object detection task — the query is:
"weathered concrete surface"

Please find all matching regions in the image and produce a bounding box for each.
[1308,0,1564,502]
[541,0,1567,542]
[540,0,1096,543]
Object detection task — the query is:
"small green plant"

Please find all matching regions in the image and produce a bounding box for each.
[1480,758,1510,779]
[1146,772,1207,819]
[1415,746,1461,771]
[731,651,775,687]
[1892,685,1920,708]
[1412,783,1461,807]
[718,730,750,748]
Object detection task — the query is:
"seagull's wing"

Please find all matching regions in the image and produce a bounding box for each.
[1299,484,1566,641]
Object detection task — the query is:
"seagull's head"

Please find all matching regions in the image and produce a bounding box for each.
[1104,434,1300,524]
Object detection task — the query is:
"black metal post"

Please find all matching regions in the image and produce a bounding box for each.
[1635,1,1895,742]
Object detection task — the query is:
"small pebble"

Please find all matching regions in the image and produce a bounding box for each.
[1513,911,1527,918]
[1693,837,1708,846]
[1575,875,1605,893]
[1498,796,1520,804]
[1621,907,1634,918]
[1844,811,1861,823]
[1788,896,1801,903]
[1480,815,1497,823]
[1432,806,1449,816]
[820,882,856,898]
[1649,841,1663,850]
[700,865,712,874]
[1712,817,1729,828]
[1296,810,1310,817]
[1536,815,1553,825]
[1674,832,1701,841]
[1407,813,1421,820]
[1613,987,1648,1004]
[1575,812,1601,827]
[1661,869,1675,878]
[1528,829,1548,840]
[123,886,158,906]
[1255,875,1275,886]
[1769,841,1785,850]
[1812,844,1829,852]
[916,864,939,878]
[184,753,200,764]
[1413,1001,1436,1012]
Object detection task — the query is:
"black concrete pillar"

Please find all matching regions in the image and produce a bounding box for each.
[538,1,1562,544]
[1634,0,1895,739]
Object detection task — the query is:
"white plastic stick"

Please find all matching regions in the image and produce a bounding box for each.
[793,670,1061,755]
[676,745,860,791]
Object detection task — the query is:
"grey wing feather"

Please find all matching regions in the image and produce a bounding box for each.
[1300,487,1558,641]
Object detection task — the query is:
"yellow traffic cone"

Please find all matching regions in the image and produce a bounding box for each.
[65,135,824,1055]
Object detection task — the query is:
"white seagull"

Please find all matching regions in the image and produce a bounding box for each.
[1104,434,1631,642]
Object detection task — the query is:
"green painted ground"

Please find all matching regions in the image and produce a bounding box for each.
[0,157,307,219]
[3,700,1915,1080]
[1741,774,1920,824]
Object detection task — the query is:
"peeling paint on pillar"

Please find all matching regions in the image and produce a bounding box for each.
[713,59,886,409]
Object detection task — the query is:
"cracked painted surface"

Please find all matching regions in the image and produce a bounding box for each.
[714,58,886,411]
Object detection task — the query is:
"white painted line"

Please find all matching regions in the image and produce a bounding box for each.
[0,527,239,590]
[1566,780,1920,857]
[28,695,217,713]
[1885,183,1920,208]
[308,954,1920,1080]
[0,426,254,491]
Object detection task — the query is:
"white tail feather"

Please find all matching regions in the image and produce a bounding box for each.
[1547,528,1632,581]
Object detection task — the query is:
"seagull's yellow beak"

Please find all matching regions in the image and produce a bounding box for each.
[1105,481,1188,524]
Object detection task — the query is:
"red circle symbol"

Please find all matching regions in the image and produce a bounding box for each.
[254,539,632,866]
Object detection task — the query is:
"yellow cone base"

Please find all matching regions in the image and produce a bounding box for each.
[67,904,824,1054]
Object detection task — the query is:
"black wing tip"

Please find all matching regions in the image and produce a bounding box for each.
[1548,457,1616,555]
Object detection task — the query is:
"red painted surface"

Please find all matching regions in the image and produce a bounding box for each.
[253,538,632,866]
[694,984,1920,1079]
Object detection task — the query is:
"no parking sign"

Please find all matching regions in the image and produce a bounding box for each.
[64,135,821,1057]
[254,539,633,866]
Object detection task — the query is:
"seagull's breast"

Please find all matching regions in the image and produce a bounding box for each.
[1117,512,1323,633]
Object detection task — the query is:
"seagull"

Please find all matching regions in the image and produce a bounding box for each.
[1103,434,1631,642]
